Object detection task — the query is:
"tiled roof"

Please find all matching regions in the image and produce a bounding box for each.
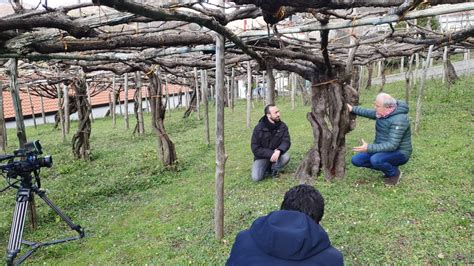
[2,84,189,120]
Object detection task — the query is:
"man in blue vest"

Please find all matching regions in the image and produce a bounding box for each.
[227,184,344,265]
[348,93,412,186]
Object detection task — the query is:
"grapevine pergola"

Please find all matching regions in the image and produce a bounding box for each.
[1,0,473,238]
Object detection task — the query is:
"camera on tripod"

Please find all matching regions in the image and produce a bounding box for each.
[0,140,52,181]
[1,140,84,266]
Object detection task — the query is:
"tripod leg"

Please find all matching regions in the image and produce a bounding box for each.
[6,188,30,266]
[35,189,85,237]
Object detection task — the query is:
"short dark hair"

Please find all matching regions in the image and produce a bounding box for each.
[264,104,276,115]
[280,184,325,223]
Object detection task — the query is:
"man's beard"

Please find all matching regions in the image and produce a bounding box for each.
[270,116,280,123]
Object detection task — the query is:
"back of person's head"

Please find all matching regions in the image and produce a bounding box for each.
[280,184,325,223]
[264,104,276,115]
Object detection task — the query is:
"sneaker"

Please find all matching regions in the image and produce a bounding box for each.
[384,171,403,186]
[271,170,279,179]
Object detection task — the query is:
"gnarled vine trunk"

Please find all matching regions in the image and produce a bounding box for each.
[148,71,177,167]
[295,79,358,181]
[71,76,91,160]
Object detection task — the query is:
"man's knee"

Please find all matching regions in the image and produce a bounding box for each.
[251,172,264,182]
[351,155,365,167]
[251,159,268,182]
[369,155,383,168]
[279,152,290,166]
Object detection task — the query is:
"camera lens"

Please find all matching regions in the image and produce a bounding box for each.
[40,155,53,168]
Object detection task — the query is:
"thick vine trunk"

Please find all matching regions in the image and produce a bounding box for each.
[56,85,66,141]
[295,79,358,181]
[148,70,177,167]
[71,75,92,160]
[54,98,77,129]
[135,72,145,135]
[443,47,458,91]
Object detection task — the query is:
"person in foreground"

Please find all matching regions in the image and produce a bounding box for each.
[347,92,412,186]
[226,184,344,265]
[250,104,291,181]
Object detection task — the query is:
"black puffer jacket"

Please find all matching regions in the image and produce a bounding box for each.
[251,116,291,160]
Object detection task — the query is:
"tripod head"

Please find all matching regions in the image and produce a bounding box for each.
[0,140,52,191]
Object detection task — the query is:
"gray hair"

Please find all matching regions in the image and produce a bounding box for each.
[376,93,397,108]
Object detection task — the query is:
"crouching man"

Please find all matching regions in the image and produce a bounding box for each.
[251,104,291,181]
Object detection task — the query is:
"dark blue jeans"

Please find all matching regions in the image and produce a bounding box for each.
[351,151,408,177]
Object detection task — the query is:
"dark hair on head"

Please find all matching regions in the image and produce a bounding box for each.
[264,104,276,115]
[280,184,325,223]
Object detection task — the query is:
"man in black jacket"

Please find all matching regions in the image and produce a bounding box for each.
[251,104,291,181]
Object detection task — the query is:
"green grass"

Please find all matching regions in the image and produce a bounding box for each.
[0,75,472,264]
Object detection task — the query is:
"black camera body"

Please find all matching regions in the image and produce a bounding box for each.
[0,140,52,179]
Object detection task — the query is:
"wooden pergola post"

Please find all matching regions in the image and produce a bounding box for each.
[124,72,129,129]
[7,58,27,148]
[414,45,434,133]
[86,80,94,122]
[39,95,46,124]
[194,67,200,120]
[214,0,227,239]
[246,61,252,129]
[57,85,66,142]
[0,81,7,152]
[112,75,117,127]
[63,83,70,134]
[201,69,210,146]
[266,63,275,105]
[26,86,37,129]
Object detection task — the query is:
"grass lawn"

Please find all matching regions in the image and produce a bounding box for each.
[0,75,472,264]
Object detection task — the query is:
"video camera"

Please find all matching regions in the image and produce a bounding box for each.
[0,140,52,182]
[1,140,84,265]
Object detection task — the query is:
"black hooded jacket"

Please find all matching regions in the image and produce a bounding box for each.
[251,116,291,160]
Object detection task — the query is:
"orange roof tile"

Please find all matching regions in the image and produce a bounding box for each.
[2,84,190,120]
